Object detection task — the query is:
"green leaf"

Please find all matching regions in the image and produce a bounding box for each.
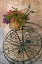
[22,14,27,19]
[14,8,18,11]
[18,19,22,23]
[28,4,30,8]
[5,15,10,21]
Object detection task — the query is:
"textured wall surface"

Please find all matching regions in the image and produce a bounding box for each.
[0,0,42,64]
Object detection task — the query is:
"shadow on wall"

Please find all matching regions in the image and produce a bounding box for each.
[0,27,4,48]
[0,27,10,64]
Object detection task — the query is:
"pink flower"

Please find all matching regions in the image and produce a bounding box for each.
[27,16,30,20]
[12,6,14,8]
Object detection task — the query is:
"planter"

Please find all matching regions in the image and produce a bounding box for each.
[9,20,26,29]
[9,21,21,29]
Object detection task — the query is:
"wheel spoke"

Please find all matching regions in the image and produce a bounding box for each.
[25,50,30,59]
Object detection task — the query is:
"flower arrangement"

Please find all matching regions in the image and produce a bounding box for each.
[3,4,34,29]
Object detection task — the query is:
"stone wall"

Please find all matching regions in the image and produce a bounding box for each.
[0,0,42,64]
